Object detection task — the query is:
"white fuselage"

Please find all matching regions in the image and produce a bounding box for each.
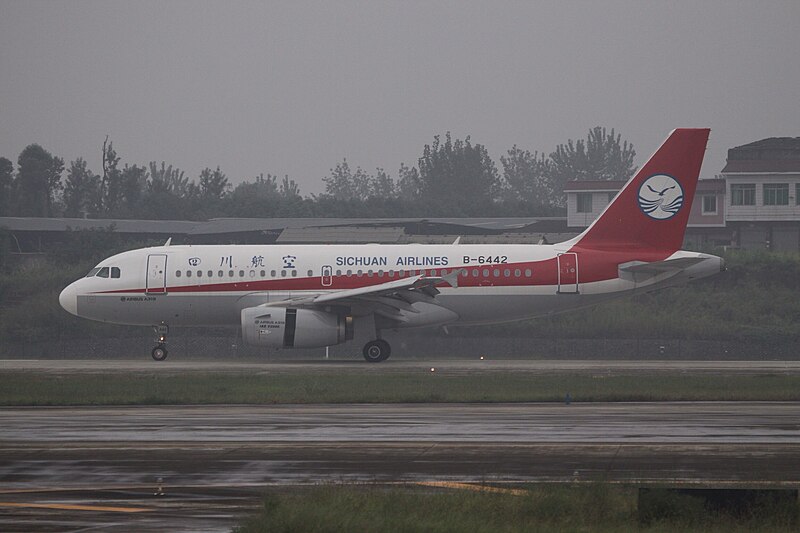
[59,242,723,329]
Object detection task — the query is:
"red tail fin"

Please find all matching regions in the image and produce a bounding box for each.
[571,128,710,253]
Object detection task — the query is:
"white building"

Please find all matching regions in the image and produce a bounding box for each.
[720,137,800,251]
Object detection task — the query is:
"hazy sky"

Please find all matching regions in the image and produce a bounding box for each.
[2,0,798,195]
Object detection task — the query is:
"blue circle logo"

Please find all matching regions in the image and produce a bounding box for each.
[637,174,684,220]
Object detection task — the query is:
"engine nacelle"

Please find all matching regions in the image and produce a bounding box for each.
[241,306,351,348]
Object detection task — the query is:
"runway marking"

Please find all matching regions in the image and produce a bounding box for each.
[416,481,528,496]
[0,502,152,513]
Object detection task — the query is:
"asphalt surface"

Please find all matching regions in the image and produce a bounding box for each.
[2,359,799,531]
[3,358,800,374]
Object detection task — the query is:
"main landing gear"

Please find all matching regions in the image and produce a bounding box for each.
[363,339,391,363]
[151,323,169,361]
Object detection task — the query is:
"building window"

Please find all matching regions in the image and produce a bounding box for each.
[796,184,800,205]
[576,192,592,213]
[730,184,755,206]
[763,183,789,206]
[702,195,717,215]
[607,192,616,203]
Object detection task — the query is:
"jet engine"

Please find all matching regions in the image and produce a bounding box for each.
[241,306,352,348]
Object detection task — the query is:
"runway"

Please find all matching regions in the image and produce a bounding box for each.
[1,402,799,531]
[4,358,800,375]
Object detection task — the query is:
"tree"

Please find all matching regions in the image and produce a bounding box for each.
[279,175,301,200]
[417,132,500,215]
[63,158,101,218]
[148,161,190,197]
[396,162,421,200]
[16,144,64,217]
[199,166,230,200]
[548,127,636,206]
[100,139,122,215]
[322,159,367,201]
[500,146,554,207]
[0,157,13,216]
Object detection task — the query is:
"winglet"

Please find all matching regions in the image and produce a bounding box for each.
[164,237,172,247]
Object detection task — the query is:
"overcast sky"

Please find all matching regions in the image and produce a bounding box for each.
[2,0,798,195]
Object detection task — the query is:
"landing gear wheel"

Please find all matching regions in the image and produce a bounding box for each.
[363,339,391,363]
[151,344,168,361]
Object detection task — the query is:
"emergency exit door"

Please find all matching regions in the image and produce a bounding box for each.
[557,253,578,294]
[146,254,168,294]
[321,265,333,287]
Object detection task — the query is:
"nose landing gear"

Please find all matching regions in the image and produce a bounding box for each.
[151,323,169,361]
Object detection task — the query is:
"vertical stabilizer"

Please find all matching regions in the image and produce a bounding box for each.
[570,128,710,253]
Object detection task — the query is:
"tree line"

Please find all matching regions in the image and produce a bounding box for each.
[0,127,636,220]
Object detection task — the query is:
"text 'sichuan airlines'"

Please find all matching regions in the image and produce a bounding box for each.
[60,129,723,362]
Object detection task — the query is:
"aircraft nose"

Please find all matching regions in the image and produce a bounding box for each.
[59,283,78,316]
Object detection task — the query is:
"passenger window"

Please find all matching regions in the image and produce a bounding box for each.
[367,270,373,277]
[111,267,121,278]
[472,269,479,277]
[197,270,202,278]
[208,270,213,277]
[250,270,256,278]
[483,269,489,277]
[308,270,313,277]
[186,270,192,278]
[504,269,510,277]
[175,270,182,277]
[97,267,110,278]
[291,270,298,277]
[270,270,276,277]
[260,270,266,277]
[346,270,352,276]
[281,270,287,277]
[218,270,223,277]
[431,270,437,276]
[525,269,532,277]
[239,270,245,277]
[514,269,521,277]
[228,270,234,277]
[336,269,342,276]
[85,267,101,277]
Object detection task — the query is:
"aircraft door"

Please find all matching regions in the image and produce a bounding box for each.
[557,253,578,294]
[321,265,333,287]
[146,254,168,294]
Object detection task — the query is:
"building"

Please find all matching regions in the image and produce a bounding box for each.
[720,137,800,251]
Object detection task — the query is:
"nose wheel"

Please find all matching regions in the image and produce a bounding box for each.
[151,344,168,361]
[363,339,391,363]
[151,322,169,361]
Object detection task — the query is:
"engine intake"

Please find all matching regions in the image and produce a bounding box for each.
[241,306,351,348]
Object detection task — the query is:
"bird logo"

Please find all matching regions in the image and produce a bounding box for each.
[637,174,684,220]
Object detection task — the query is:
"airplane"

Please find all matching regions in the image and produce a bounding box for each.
[59,128,723,362]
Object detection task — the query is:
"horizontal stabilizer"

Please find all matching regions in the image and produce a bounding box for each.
[618,257,705,282]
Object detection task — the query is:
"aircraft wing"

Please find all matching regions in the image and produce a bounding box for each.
[268,272,460,322]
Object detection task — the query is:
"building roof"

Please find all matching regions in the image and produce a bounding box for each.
[721,159,800,173]
[563,180,625,191]
[0,216,197,234]
[0,216,567,238]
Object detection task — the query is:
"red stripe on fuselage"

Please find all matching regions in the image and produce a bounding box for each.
[93,249,671,295]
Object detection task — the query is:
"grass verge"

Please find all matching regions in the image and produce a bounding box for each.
[1,371,800,405]
[234,484,799,533]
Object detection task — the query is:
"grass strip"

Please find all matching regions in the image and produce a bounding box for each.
[235,484,799,533]
[1,371,800,405]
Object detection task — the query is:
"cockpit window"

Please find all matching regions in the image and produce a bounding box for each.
[85,267,101,277]
[111,267,121,278]
[96,267,110,278]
